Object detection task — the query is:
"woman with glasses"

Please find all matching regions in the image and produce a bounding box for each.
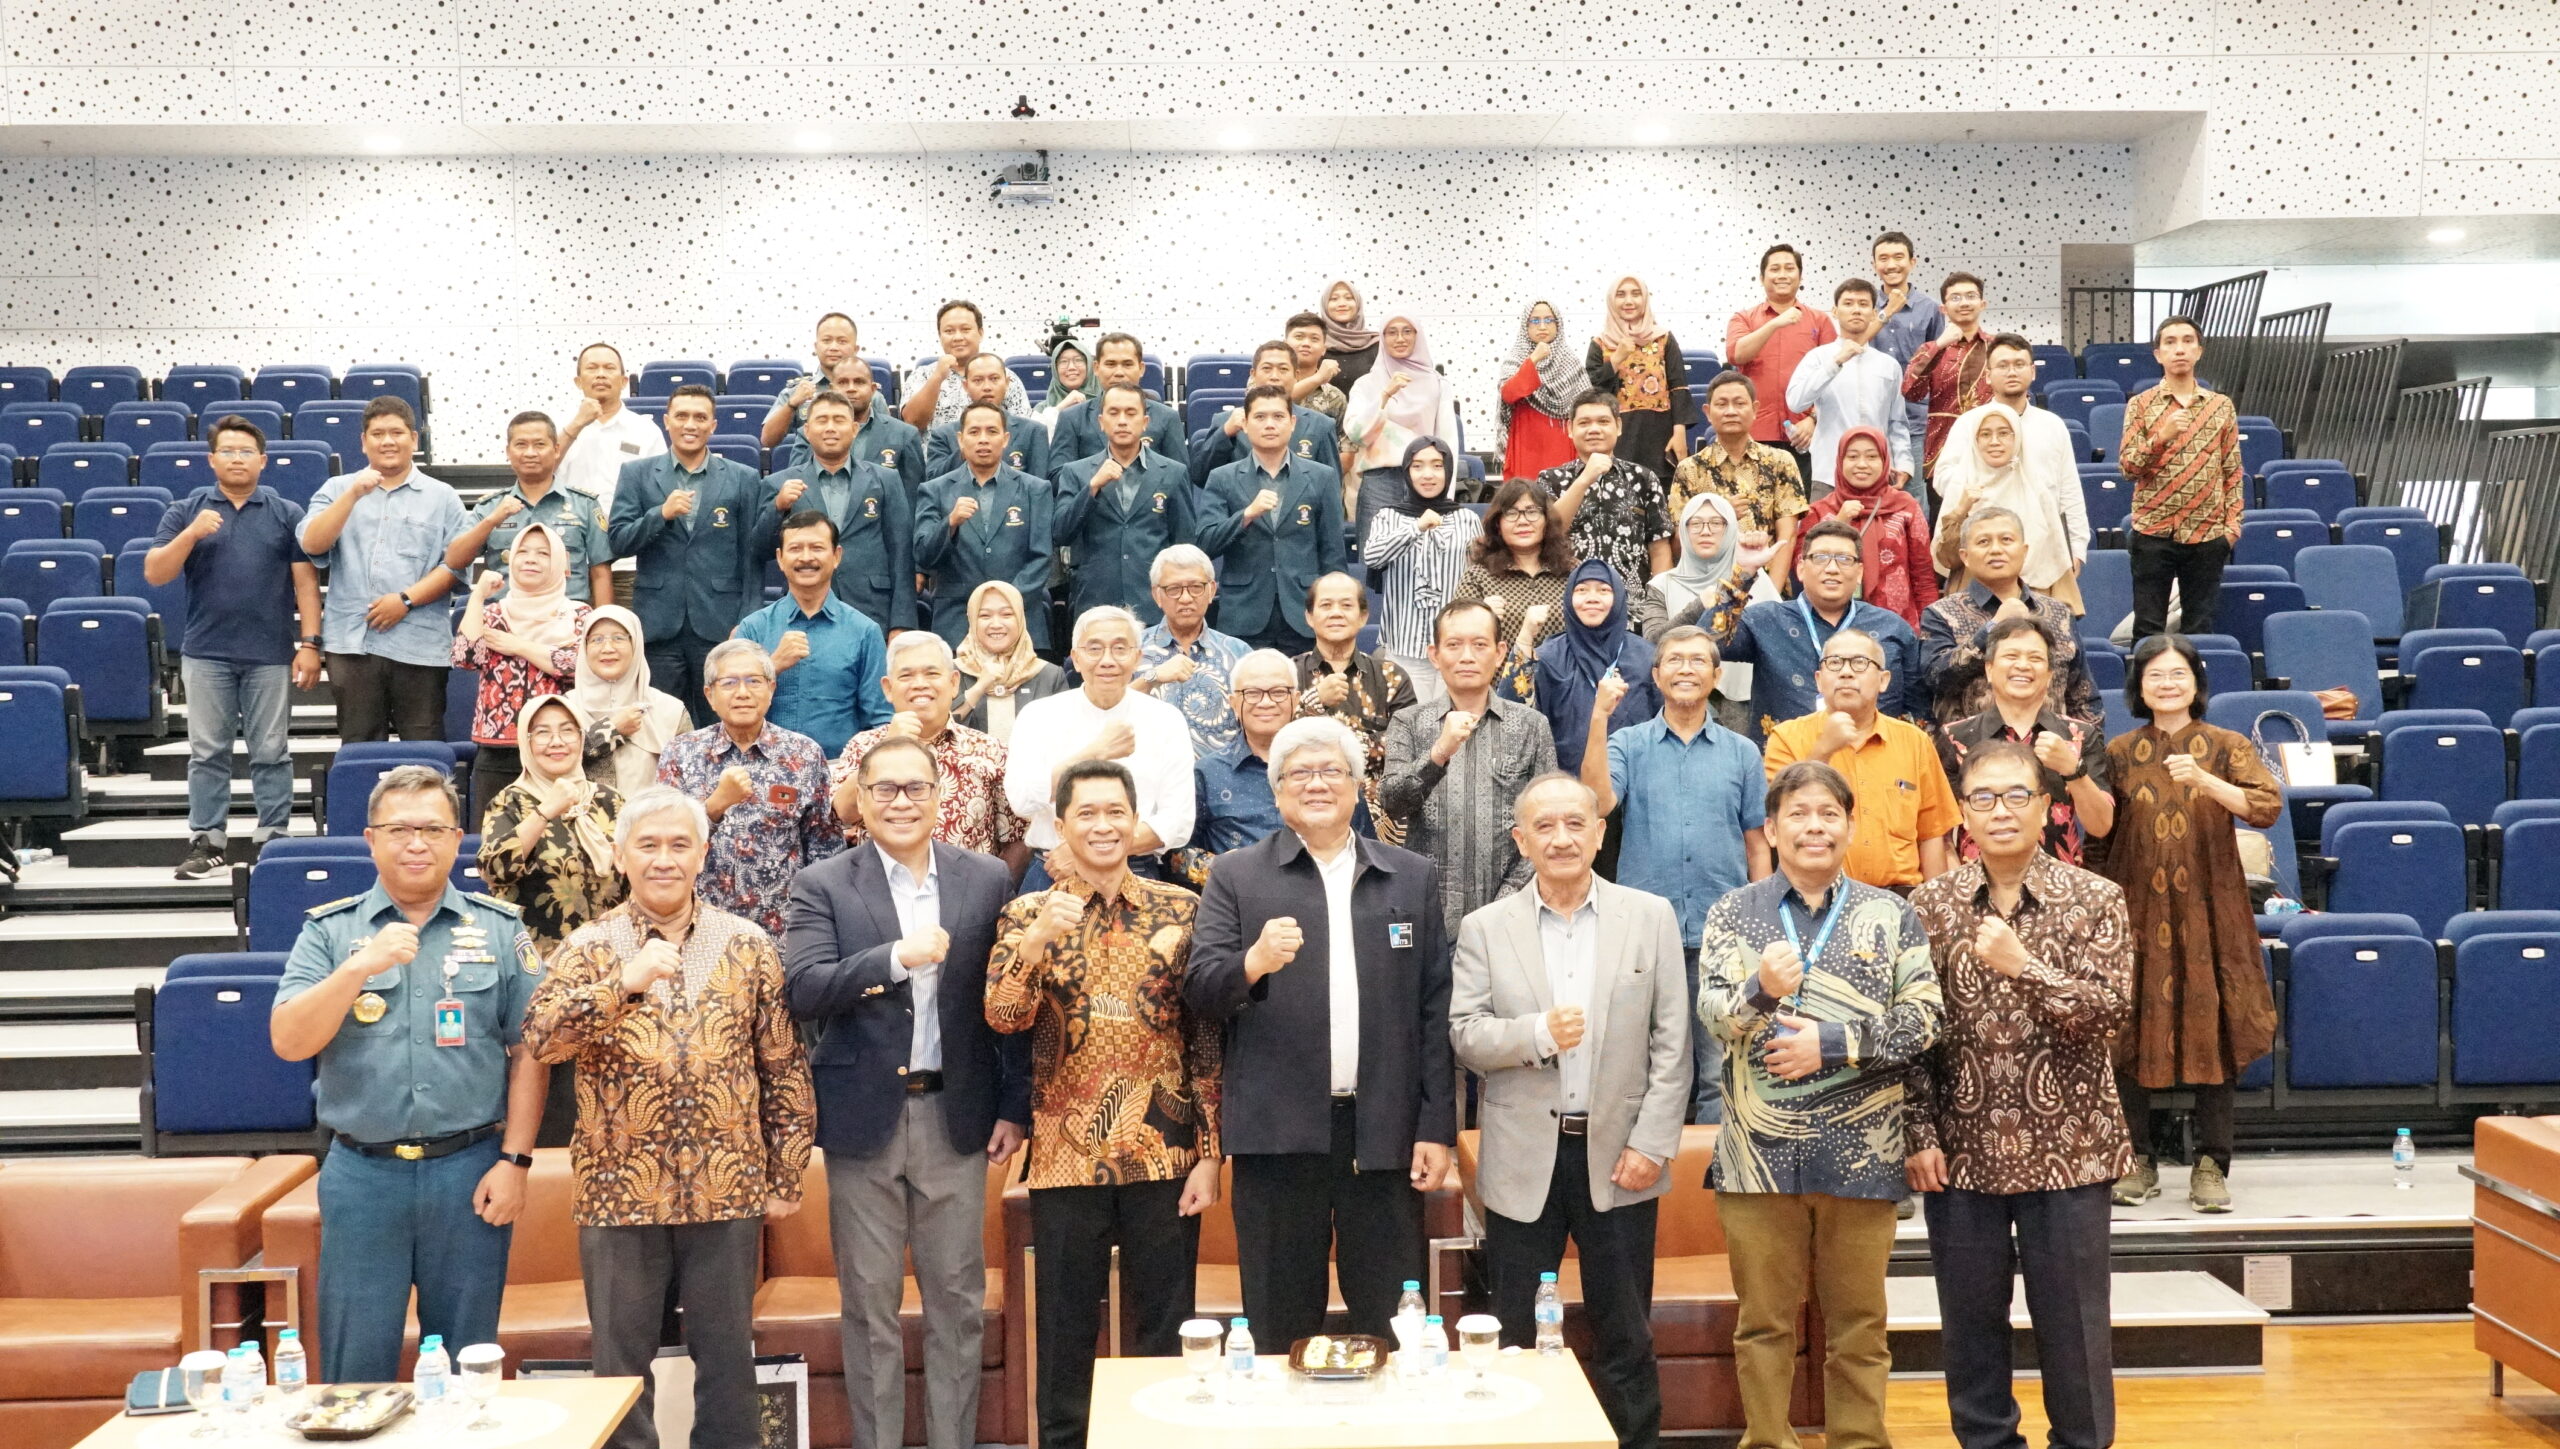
[453,522,589,821]
[1458,478,1576,701]
[1362,437,1481,699]
[1035,337,1096,433]
[954,581,1069,742]
[479,695,627,958]
[1534,558,1660,770]
[1585,276,1700,478]
[569,605,691,795]
[1343,314,1465,541]
[1936,615,2113,867]
[1498,300,1587,478]
[1653,492,1770,734]
[2101,633,2280,1214]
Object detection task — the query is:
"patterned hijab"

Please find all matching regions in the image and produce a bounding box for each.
[1498,300,1591,457]
[1597,275,1668,353]
[1318,279,1379,353]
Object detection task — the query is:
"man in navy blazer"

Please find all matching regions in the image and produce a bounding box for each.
[1197,384,1348,654]
[606,384,771,724]
[1187,714,1454,1350]
[781,735,1028,1449]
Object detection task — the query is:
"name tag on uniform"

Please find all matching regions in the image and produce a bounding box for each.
[434,998,467,1047]
[619,441,641,455]
[1388,922,1413,949]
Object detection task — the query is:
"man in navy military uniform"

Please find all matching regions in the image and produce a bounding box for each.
[607,383,771,725]
[1053,382,1195,625]
[1198,385,1349,653]
[925,353,1050,483]
[914,403,1056,651]
[756,390,914,636]
[270,764,548,1384]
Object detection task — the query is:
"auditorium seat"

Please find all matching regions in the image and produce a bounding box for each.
[2263,610,2385,741]
[0,401,87,457]
[36,441,135,499]
[259,441,336,508]
[2401,637,2524,725]
[634,361,718,398]
[2086,403,2124,463]
[137,971,318,1152]
[707,435,764,471]
[0,365,53,408]
[2029,343,2075,382]
[163,950,287,982]
[2452,915,2560,1087]
[724,359,800,395]
[248,364,334,409]
[2041,380,2123,433]
[240,848,379,950]
[712,395,773,436]
[1,540,106,616]
[2260,460,2357,521]
[38,596,164,736]
[756,1152,1023,1449]
[318,742,456,835]
[138,449,212,495]
[0,664,83,821]
[1005,354,1052,398]
[343,363,425,415]
[102,401,191,452]
[2078,468,2130,538]
[2320,816,2469,937]
[205,399,287,443]
[2076,548,2132,640]
[0,1155,316,1449]
[1186,390,1243,435]
[2276,914,2437,1089]
[291,402,367,471]
[2233,517,2323,575]
[2341,517,2439,600]
[2077,343,2161,391]
[863,357,901,405]
[2215,579,2304,659]
[2518,719,2560,805]
[0,491,66,552]
[2236,415,2286,480]
[2294,544,2406,644]
[72,487,173,556]
[60,364,144,416]
[2409,572,2538,649]
[160,365,246,412]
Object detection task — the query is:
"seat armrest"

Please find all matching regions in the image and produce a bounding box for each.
[261,1176,327,1375]
[180,1154,318,1282]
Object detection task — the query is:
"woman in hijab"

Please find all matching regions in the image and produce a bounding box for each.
[1498,299,1588,478]
[452,521,587,822]
[955,580,1069,741]
[1036,337,1095,433]
[1793,426,1939,628]
[1652,491,1767,734]
[1931,401,2085,611]
[1585,275,1701,478]
[568,605,690,795]
[1318,279,1381,391]
[1343,314,1465,542]
[479,695,626,956]
[1362,436,1483,701]
[1535,557,1662,769]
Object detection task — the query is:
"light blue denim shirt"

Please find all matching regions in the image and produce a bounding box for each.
[302,470,468,667]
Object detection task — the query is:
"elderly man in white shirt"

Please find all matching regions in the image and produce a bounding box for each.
[1784,278,1918,493]
[1000,605,1196,889]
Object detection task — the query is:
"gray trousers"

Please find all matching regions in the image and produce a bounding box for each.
[827,1092,989,1449]
[580,1216,765,1449]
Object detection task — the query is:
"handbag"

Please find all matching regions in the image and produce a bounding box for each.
[2251,709,2335,787]
[2313,686,2361,720]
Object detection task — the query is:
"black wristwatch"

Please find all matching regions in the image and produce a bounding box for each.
[496,1151,534,1170]
[395,592,414,612]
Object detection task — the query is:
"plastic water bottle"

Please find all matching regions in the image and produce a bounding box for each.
[1398,1279,1427,1323]
[221,1344,259,1419]
[1534,1272,1565,1355]
[2393,1127,2416,1190]
[414,1334,452,1418]
[1423,1314,1450,1373]
[1224,1317,1255,1380]
[273,1328,307,1403]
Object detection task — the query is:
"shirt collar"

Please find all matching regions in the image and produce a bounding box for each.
[1967,853,2056,914]
[710,721,780,760]
[1962,578,2037,611]
[787,592,849,625]
[872,841,938,893]
[1778,871,1848,916]
[1274,829,1399,876]
[362,881,467,927]
[1535,883,1598,926]
[1041,850,1148,907]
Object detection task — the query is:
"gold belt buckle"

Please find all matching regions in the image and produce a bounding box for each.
[394,1143,425,1161]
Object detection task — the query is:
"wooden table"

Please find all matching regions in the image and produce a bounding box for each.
[1088,1353,1616,1449]
[74,1378,645,1449]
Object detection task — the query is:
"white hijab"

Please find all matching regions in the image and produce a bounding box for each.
[1931,401,2077,592]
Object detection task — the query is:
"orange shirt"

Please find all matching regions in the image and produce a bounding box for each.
[1763,710,1960,888]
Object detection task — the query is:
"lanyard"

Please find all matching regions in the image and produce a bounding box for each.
[1795,592,1837,645]
[1778,885,1846,1011]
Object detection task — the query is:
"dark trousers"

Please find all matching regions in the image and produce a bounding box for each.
[647,631,719,729]
[1029,1178,1197,1449]
[1485,1133,1662,1449]
[1922,1183,2115,1449]
[1244,623,1315,656]
[1230,1096,1425,1347]
[580,1216,765,1449]
[2118,1072,2235,1166]
[325,652,446,743]
[467,743,518,828]
[2128,529,2232,642]
[313,1135,509,1384]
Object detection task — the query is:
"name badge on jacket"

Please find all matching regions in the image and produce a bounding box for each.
[1387,922,1413,949]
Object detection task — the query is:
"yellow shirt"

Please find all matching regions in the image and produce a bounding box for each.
[1763,711,1960,888]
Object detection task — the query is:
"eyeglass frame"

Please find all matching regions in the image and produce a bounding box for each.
[1960,785,2047,813]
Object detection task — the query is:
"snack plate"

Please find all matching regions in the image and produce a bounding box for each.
[1285,1333,1390,1380]
[285,1384,415,1439]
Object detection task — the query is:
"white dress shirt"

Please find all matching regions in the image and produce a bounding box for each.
[1529,888,1600,1113]
[1308,835,1362,1093]
[876,842,944,1071]
[555,400,667,517]
[1784,340,1918,486]
[1000,685,1197,852]
[2010,401,2094,563]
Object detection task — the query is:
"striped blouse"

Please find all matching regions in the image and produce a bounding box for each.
[1362,506,1484,657]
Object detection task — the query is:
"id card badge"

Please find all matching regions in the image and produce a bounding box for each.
[433,998,467,1047]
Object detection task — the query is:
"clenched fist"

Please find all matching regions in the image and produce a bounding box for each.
[661,488,697,521]
[897,926,951,970]
[774,477,809,511]
[772,630,812,671]
[1312,672,1350,707]
[2032,730,2081,778]
[348,923,420,979]
[622,937,682,997]
[1813,710,1862,760]
[706,766,755,817]
[1243,488,1282,521]
[488,494,528,525]
[1591,668,1629,722]
[1245,916,1303,982]
[1974,916,2029,978]
[187,509,226,540]
[1025,889,1086,950]
[1545,1004,1586,1053]
[947,495,980,528]
[1148,654,1196,686]
[1757,939,1805,1000]
[1431,709,1479,766]
[1089,455,1126,493]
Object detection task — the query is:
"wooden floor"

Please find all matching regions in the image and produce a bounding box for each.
[1881,1321,2560,1447]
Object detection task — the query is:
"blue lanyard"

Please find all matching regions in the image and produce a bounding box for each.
[1778,885,1847,1011]
[1796,593,1846,645]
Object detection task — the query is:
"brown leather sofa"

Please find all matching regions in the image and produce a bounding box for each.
[1450,1124,1823,1436]
[752,1151,1023,1449]
[263,1147,592,1383]
[0,1154,316,1449]
[2472,1115,2560,1396]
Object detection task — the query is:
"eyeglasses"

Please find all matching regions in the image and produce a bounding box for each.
[211,448,262,459]
[1500,505,1546,522]
[865,780,937,803]
[710,674,773,692]
[1803,553,1860,572]
[369,823,462,844]
[1382,326,1418,339]
[1281,764,1349,786]
[1235,687,1297,706]
[1962,787,2044,812]
[1080,641,1138,660]
[1158,581,1211,599]
[1816,656,1881,677]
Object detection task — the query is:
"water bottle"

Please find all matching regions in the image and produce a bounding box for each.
[414,1334,452,1417]
[1398,1280,1427,1322]
[1393,1279,1428,1356]
[1534,1272,1565,1355]
[2393,1127,2415,1190]
[1423,1314,1450,1373]
[1224,1317,1255,1380]
[237,1336,266,1404]
[221,1344,258,1419]
[273,1328,307,1402]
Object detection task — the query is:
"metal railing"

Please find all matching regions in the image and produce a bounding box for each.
[2065,270,2267,391]
[2237,303,2330,441]
[2301,339,2404,479]
[2374,377,2490,547]
[2475,426,2560,626]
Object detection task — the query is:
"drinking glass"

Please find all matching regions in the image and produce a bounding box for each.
[178,1351,229,1439]
[1178,1320,1225,1405]
[1456,1314,1502,1401]
[455,1343,505,1432]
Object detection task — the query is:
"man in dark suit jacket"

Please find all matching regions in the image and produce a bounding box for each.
[781,735,1029,1449]
[753,390,915,637]
[1196,385,1349,654]
[606,383,772,724]
[1187,713,1455,1349]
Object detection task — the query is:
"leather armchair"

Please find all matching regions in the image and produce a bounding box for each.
[2472,1115,2560,1396]
[0,1154,316,1449]
[1449,1124,1824,1435]
[751,1151,1024,1448]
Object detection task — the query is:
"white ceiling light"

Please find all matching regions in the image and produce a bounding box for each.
[1219,127,1252,148]
[794,129,831,152]
[2427,225,2466,244]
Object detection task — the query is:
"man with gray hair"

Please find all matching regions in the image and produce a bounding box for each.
[829,629,1027,872]
[524,783,815,1449]
[1187,711,1454,1351]
[1134,542,1253,757]
[1173,648,1299,887]
[1919,502,2100,728]
[270,763,549,1384]
[1004,605,1194,885]
[655,636,844,936]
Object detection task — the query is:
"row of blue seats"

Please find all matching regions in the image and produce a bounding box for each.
[0,402,382,470]
[2078,458,2339,545]
[0,363,427,417]
[1,537,186,622]
[0,441,341,505]
[2249,909,2560,1096]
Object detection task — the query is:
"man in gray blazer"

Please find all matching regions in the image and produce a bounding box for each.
[1450,772,1691,1449]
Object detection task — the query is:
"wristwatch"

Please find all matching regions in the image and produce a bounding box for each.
[395,592,414,611]
[297,635,322,649]
[496,1151,534,1170]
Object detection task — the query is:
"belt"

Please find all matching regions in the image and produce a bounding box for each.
[1330,1092,1358,1106]
[902,1070,945,1095]
[1557,1113,1590,1137]
[333,1122,501,1162]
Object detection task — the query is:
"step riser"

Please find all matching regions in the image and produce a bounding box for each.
[65,837,204,870]
[1890,1322,2263,1375]
[143,752,332,784]
[0,931,234,972]
[0,1055,140,1091]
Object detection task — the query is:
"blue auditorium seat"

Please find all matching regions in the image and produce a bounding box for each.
[2233,517,2323,575]
[1682,349,1722,386]
[2409,572,2537,648]
[1140,356,1169,400]
[0,492,65,553]
[343,363,425,414]
[164,951,288,983]
[2260,460,2357,521]
[2236,415,2285,479]
[2028,344,2074,382]
[634,361,718,398]
[244,851,379,951]
[711,395,773,436]
[38,597,161,731]
[2079,469,2130,535]
[2517,725,2560,815]
[1185,355,1253,396]
[863,358,900,405]
[260,442,336,508]
[205,399,288,443]
[0,366,53,408]
[0,540,105,615]
[2191,638,2254,698]
[706,436,764,471]
[139,450,214,495]
[2263,610,2384,740]
[2339,518,2436,603]
[0,401,86,457]
[2498,820,2560,912]
[103,401,191,452]
[2042,380,2124,433]
[1005,354,1053,398]
[72,488,173,556]
[2323,818,2469,937]
[2285,928,2438,1088]
[321,741,456,835]
[292,403,367,470]
[1186,391,1244,435]
[2220,564,2292,585]
[2402,640,2524,726]
[60,365,144,416]
[2078,344,2162,392]
[36,442,134,499]
[723,360,800,396]
[2078,549,2132,639]
[2084,403,2125,464]
[2377,716,2504,826]
[2100,688,2134,739]
[160,365,246,413]
[2215,580,2304,658]
[249,365,335,408]
[144,974,314,1137]
[2082,645,2124,692]
[115,538,183,643]
[2452,922,2560,1087]
[2064,418,2091,463]
[2294,544,2407,643]
[0,664,82,819]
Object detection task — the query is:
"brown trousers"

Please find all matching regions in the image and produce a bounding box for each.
[1716,1190,1899,1449]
